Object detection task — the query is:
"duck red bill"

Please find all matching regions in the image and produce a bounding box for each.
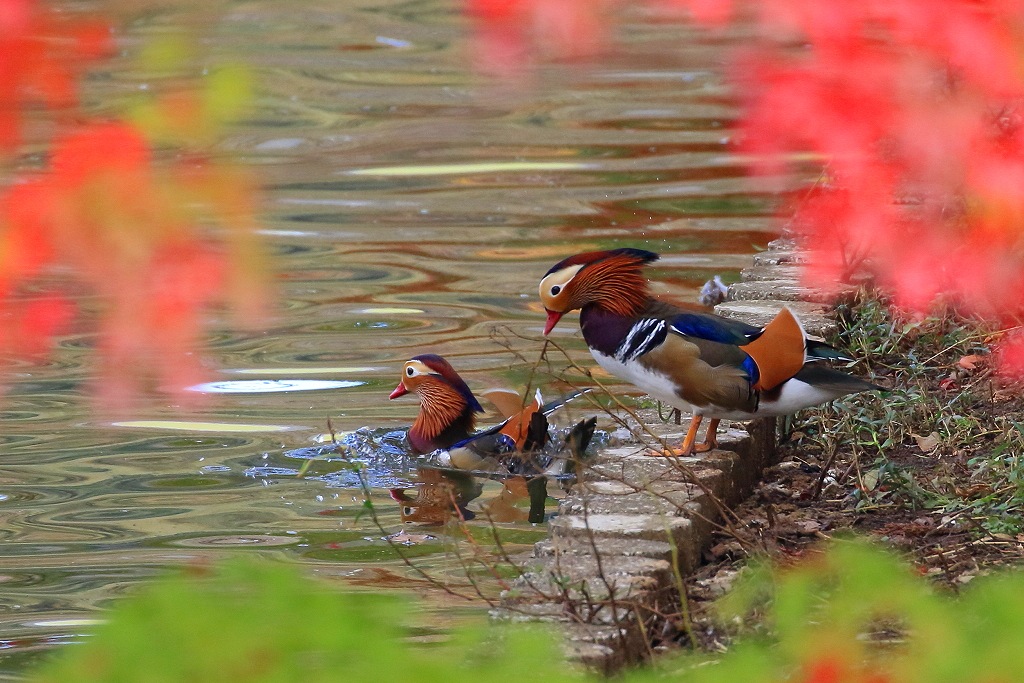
[389,383,408,399]
[389,488,412,502]
[543,309,563,336]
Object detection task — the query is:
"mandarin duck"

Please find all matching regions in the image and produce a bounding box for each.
[538,248,880,456]
[389,354,593,522]
[388,354,573,470]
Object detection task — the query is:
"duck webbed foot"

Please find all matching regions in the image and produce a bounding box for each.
[694,418,720,452]
[647,416,720,457]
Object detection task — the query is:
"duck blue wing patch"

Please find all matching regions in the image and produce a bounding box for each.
[669,313,757,345]
[741,354,759,386]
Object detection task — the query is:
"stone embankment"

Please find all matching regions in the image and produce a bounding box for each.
[495,238,833,673]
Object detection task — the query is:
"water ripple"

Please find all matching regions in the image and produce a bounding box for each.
[4,0,769,667]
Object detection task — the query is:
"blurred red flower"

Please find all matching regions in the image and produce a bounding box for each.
[728,0,1024,373]
[467,0,1024,376]
[465,0,610,77]
[995,332,1024,380]
[804,657,845,683]
[1,102,266,407]
[0,0,270,409]
[800,654,892,683]
[0,0,112,148]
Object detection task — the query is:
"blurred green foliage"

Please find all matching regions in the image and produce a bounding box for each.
[129,33,253,146]
[650,539,1024,683]
[27,560,579,683]
[28,540,1024,683]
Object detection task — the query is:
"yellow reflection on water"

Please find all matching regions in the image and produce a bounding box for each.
[111,420,296,432]
[229,366,380,375]
[355,307,425,315]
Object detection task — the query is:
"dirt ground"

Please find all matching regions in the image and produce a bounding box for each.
[682,410,1024,649]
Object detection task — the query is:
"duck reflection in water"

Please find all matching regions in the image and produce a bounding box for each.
[389,468,482,525]
[390,420,596,524]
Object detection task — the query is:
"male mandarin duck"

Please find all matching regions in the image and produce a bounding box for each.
[538,248,879,456]
[388,353,593,523]
[389,354,556,471]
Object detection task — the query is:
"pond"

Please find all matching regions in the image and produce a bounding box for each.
[0,0,779,674]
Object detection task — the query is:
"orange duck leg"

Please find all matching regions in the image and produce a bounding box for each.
[650,416,721,457]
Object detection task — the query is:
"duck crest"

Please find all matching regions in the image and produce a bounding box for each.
[571,249,658,317]
[411,354,484,413]
[544,247,659,277]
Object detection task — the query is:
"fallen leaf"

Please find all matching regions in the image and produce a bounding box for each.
[958,354,985,370]
[914,432,941,453]
[795,520,823,535]
[954,483,992,497]
[708,541,743,559]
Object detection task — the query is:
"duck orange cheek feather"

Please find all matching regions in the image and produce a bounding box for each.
[543,309,563,335]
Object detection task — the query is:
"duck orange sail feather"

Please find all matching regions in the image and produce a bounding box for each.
[741,307,807,392]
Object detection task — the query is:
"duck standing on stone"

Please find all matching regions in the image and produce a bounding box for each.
[538,248,879,456]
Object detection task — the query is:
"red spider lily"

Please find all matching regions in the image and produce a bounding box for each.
[721,0,1024,376]
[0,0,112,149]
[0,296,73,356]
[995,332,1024,380]
[0,119,266,407]
[465,0,610,77]
[467,0,1024,376]
[801,654,892,683]
[0,5,265,408]
[732,2,1024,223]
[804,657,845,683]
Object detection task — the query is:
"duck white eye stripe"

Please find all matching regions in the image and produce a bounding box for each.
[615,319,666,362]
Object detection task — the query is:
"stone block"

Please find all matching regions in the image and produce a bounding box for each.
[714,299,835,336]
[549,513,701,572]
[564,623,646,673]
[751,243,808,266]
[534,537,675,562]
[740,263,803,282]
[729,280,836,304]
[589,451,730,492]
[562,482,705,517]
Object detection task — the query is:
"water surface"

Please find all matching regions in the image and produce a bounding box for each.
[0,0,779,673]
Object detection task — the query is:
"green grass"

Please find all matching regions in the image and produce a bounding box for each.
[793,291,1024,534]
